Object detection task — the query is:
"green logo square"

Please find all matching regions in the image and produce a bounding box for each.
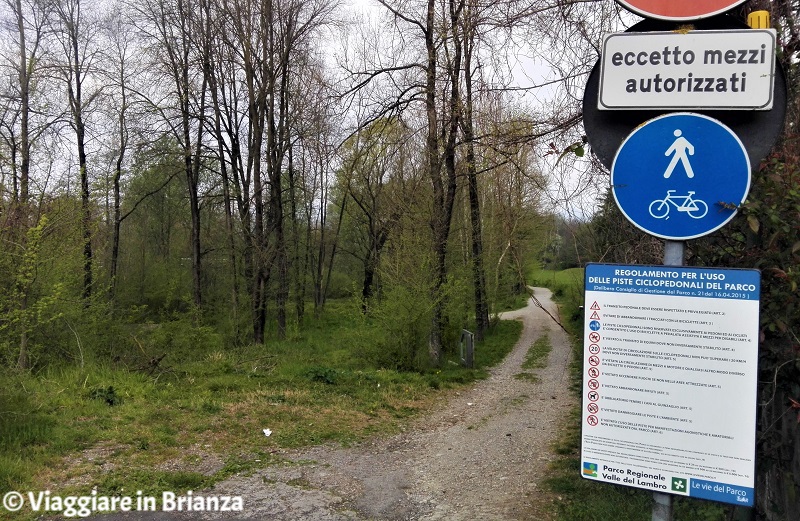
[672,477,688,492]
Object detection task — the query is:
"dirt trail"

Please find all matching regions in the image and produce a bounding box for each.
[96,288,575,521]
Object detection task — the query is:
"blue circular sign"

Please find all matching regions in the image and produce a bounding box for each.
[611,113,751,240]
[589,320,601,331]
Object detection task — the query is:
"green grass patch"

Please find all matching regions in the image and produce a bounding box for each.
[0,300,523,520]
[495,290,530,312]
[513,372,539,383]
[521,334,551,370]
[514,334,552,383]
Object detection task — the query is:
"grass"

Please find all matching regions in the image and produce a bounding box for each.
[529,267,584,299]
[0,300,523,520]
[496,290,530,312]
[514,334,552,382]
[530,267,733,521]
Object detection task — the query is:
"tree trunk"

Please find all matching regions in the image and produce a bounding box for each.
[288,145,304,321]
[424,0,443,364]
[462,4,488,340]
[15,0,30,207]
[427,0,463,364]
[60,0,93,302]
[110,86,126,300]
[17,296,28,370]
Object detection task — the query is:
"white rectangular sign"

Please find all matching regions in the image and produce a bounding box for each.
[599,29,776,110]
[581,264,760,507]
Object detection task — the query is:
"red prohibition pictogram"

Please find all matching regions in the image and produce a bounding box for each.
[588,355,601,366]
[589,344,601,355]
[588,391,600,402]
[587,403,599,414]
[588,367,600,378]
[589,332,601,343]
[588,379,600,390]
[587,415,599,427]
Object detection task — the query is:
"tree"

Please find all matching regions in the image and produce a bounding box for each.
[1,0,44,208]
[0,0,55,368]
[338,118,411,311]
[135,0,208,309]
[211,0,338,342]
[53,0,103,302]
[100,3,137,299]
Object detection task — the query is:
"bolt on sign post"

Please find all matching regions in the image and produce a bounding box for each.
[616,0,748,21]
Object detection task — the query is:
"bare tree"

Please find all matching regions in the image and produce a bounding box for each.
[53,0,104,301]
[0,0,53,209]
[100,4,136,299]
[134,0,209,308]
[0,0,54,368]
[213,0,339,342]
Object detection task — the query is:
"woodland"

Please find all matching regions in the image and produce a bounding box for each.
[0,0,797,519]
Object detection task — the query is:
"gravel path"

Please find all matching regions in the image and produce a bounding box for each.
[94,288,575,521]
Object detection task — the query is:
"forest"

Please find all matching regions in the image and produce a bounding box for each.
[0,0,797,519]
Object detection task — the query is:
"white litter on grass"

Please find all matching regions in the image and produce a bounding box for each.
[467,403,474,406]
[263,428,272,437]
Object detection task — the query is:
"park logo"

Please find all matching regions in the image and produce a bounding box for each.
[672,477,688,493]
[583,462,598,477]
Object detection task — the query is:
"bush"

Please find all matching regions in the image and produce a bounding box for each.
[368,285,433,371]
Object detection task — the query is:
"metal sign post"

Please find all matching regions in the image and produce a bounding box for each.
[655,240,684,521]
[580,8,783,521]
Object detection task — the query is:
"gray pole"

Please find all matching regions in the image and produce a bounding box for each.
[664,241,685,268]
[653,240,685,521]
[653,491,673,521]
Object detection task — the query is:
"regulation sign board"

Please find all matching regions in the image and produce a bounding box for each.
[612,112,750,240]
[616,0,748,21]
[599,29,777,111]
[581,263,760,507]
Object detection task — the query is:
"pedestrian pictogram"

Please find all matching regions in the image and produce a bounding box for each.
[589,320,601,331]
[587,415,599,426]
[587,403,599,414]
[664,130,695,179]
[589,332,601,343]
[588,367,600,378]
[612,112,750,240]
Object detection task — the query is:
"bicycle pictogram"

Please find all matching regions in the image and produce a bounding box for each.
[649,190,708,219]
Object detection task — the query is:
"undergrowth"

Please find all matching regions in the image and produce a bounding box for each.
[0,300,522,520]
